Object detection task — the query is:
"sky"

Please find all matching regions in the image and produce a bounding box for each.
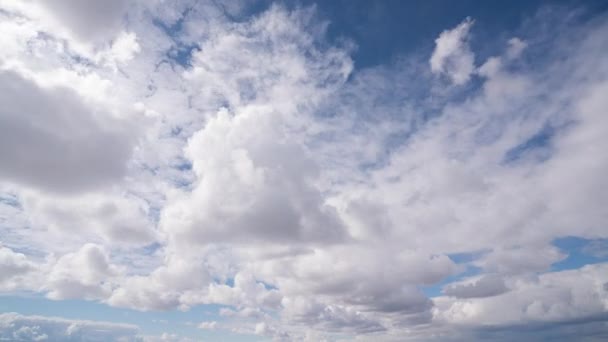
[0,0,608,341]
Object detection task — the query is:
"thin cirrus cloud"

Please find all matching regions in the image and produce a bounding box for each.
[0,0,607,341]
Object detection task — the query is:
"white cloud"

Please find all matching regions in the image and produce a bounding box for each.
[102,31,141,68]
[0,245,37,291]
[107,249,214,311]
[162,106,346,247]
[0,312,140,342]
[21,190,157,249]
[45,243,122,300]
[0,69,135,193]
[38,0,128,44]
[0,1,607,341]
[0,0,130,61]
[434,263,608,326]
[430,18,475,85]
[506,37,527,59]
[158,5,352,252]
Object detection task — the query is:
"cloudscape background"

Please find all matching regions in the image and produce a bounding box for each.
[1,0,608,341]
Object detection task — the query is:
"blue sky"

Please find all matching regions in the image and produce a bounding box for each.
[0,0,608,341]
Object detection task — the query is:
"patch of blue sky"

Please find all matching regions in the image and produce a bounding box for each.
[0,295,262,341]
[141,242,163,256]
[146,205,161,223]
[152,1,275,68]
[421,251,490,297]
[168,126,184,139]
[213,0,273,23]
[293,0,561,69]
[166,44,200,67]
[421,264,484,298]
[173,160,193,171]
[152,8,189,40]
[260,281,278,291]
[224,277,235,287]
[219,277,277,292]
[170,177,194,191]
[447,250,490,264]
[503,124,554,163]
[152,7,199,68]
[0,192,19,208]
[551,236,608,272]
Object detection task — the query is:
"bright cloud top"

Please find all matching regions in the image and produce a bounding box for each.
[0,1,607,341]
[429,17,475,85]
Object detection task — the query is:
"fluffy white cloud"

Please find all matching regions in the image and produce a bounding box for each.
[0,0,133,63]
[0,69,135,193]
[434,263,608,326]
[21,191,157,248]
[45,243,123,300]
[38,0,128,43]
[107,252,212,311]
[0,245,37,291]
[0,1,607,341]
[103,31,141,69]
[162,106,346,247]
[506,37,527,59]
[430,18,475,85]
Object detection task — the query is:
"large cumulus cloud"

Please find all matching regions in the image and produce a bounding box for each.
[0,70,134,193]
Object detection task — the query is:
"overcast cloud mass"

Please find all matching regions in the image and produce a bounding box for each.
[1,0,608,341]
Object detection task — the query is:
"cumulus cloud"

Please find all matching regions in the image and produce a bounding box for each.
[159,5,352,250]
[0,245,37,291]
[0,69,134,193]
[103,31,141,68]
[38,0,128,43]
[434,263,608,326]
[163,106,346,246]
[0,0,133,62]
[21,191,157,248]
[107,260,201,311]
[430,17,475,84]
[45,243,122,300]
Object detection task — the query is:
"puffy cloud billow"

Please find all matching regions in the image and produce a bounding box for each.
[0,1,607,341]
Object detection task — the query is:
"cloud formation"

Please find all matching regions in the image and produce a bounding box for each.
[0,70,134,193]
[430,18,475,85]
[0,1,607,341]
[0,312,140,341]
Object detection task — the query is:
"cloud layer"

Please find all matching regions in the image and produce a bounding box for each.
[0,1,607,341]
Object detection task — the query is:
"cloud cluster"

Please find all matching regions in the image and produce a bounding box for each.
[0,245,36,291]
[0,69,134,193]
[0,1,607,341]
[0,312,140,341]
